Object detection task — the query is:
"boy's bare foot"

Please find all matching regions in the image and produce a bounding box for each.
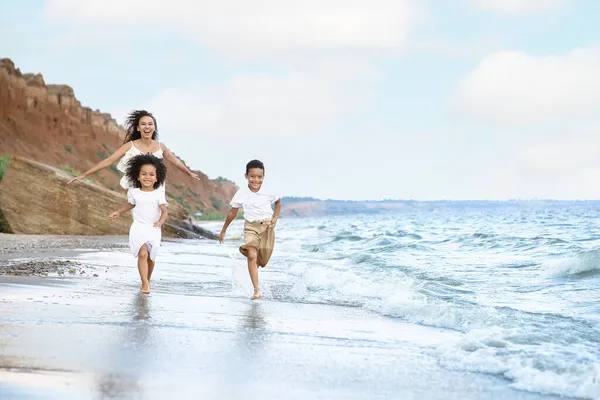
[251,289,261,300]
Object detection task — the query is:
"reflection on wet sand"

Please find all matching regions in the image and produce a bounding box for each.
[94,293,152,399]
[239,301,271,356]
[133,292,150,321]
[96,373,142,400]
[242,301,268,330]
[212,302,273,398]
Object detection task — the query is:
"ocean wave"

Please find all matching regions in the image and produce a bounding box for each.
[330,231,365,243]
[471,232,496,239]
[284,261,496,331]
[381,229,423,240]
[271,211,600,398]
[279,260,600,398]
[453,232,572,252]
[543,249,600,277]
[348,252,375,265]
[437,327,600,399]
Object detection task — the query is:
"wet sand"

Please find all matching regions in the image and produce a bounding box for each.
[0,235,566,400]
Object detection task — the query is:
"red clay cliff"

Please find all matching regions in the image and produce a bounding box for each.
[0,58,236,218]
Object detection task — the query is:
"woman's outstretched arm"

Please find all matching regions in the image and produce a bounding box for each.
[67,143,131,184]
[161,144,201,181]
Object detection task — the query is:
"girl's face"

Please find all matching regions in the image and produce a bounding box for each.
[138,164,158,190]
[137,116,155,140]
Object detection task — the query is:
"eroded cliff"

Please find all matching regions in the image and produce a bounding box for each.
[0,58,236,226]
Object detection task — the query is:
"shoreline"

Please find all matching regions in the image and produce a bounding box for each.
[0,232,207,277]
[0,233,579,399]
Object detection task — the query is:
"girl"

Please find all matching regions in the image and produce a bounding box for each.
[67,109,200,189]
[109,154,168,294]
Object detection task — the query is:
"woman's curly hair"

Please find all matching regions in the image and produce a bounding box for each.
[125,154,167,189]
[123,109,158,143]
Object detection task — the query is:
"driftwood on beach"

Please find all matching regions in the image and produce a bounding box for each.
[0,156,217,240]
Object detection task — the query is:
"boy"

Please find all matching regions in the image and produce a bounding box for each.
[218,159,281,300]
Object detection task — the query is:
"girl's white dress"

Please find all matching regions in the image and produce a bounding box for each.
[116,141,165,191]
[127,188,168,261]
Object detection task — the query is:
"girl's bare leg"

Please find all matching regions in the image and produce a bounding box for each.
[246,247,261,300]
[137,245,150,294]
[147,258,155,281]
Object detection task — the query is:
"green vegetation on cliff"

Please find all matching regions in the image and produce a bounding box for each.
[60,165,81,176]
[211,176,235,186]
[0,155,10,182]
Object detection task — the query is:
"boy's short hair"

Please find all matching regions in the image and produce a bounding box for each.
[125,154,167,189]
[246,159,265,174]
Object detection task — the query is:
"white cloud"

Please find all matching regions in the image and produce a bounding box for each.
[517,135,599,172]
[42,0,419,153]
[140,60,376,139]
[44,0,427,59]
[453,46,600,124]
[471,0,566,16]
[411,35,507,57]
[509,133,600,199]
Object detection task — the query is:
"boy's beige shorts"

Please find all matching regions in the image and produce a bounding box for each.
[239,219,275,267]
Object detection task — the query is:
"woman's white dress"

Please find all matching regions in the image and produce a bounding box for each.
[127,188,168,261]
[116,141,165,191]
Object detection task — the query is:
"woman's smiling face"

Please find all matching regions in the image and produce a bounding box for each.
[138,116,155,139]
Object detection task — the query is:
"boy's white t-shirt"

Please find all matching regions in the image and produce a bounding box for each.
[230,185,279,222]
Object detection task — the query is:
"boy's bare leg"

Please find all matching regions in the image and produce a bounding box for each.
[137,245,150,294]
[246,247,261,300]
[147,258,155,281]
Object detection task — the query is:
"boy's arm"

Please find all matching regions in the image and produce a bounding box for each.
[154,204,168,228]
[271,199,281,225]
[218,208,239,243]
[109,203,135,221]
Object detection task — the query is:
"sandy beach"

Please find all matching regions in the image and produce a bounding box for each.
[0,231,570,399]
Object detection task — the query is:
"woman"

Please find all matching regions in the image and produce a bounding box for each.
[67,110,200,188]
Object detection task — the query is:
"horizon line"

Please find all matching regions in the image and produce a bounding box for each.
[281,196,600,203]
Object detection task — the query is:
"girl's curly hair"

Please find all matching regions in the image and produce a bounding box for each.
[123,109,158,143]
[125,154,167,189]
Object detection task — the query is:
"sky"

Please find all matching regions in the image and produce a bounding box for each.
[1,0,600,200]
